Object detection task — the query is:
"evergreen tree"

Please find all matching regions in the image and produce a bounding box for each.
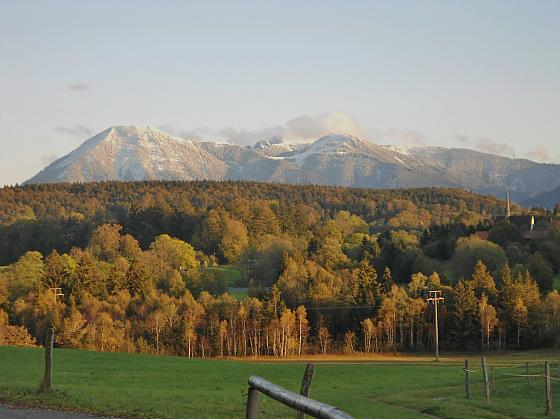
[447,280,480,349]
[126,260,153,297]
[469,260,496,300]
[351,259,378,305]
[381,267,394,294]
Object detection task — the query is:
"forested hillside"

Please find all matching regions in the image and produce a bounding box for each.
[0,181,509,265]
[1,181,559,356]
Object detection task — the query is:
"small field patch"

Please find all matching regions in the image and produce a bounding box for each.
[204,265,243,286]
[553,275,560,291]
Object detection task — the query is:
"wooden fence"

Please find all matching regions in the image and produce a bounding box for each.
[464,356,558,416]
[39,327,54,392]
[246,375,354,419]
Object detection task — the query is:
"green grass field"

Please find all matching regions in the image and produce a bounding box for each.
[205,265,243,286]
[431,259,458,284]
[227,289,248,301]
[204,265,247,300]
[553,275,560,291]
[1,347,559,418]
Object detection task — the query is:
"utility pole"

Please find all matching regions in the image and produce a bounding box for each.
[427,290,444,361]
[246,257,257,291]
[49,287,63,303]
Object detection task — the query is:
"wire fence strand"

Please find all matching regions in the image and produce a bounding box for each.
[463,360,560,383]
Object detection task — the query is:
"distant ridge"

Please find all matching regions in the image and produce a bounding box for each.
[25,125,560,202]
[522,185,560,209]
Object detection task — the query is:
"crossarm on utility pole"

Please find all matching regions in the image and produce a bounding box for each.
[427,290,444,361]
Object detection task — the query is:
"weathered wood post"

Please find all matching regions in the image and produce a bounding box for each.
[545,362,552,416]
[526,362,531,387]
[297,363,316,419]
[40,327,54,392]
[491,366,495,392]
[246,385,260,419]
[464,359,470,399]
[247,375,354,419]
[482,357,490,402]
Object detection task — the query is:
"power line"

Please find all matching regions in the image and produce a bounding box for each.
[302,305,376,311]
[49,287,63,303]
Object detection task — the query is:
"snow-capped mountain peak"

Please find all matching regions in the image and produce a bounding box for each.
[27,125,226,184]
[306,134,366,153]
[24,125,560,202]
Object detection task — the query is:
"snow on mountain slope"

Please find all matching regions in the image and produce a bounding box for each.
[247,139,309,157]
[25,126,560,202]
[26,126,228,183]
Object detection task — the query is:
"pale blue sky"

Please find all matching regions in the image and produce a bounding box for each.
[1,1,559,185]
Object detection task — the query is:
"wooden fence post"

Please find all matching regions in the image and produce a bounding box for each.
[557,361,559,380]
[527,362,531,387]
[491,366,495,392]
[464,359,470,399]
[39,327,54,392]
[247,375,354,419]
[545,362,552,416]
[297,363,315,419]
[246,386,260,419]
[482,357,490,402]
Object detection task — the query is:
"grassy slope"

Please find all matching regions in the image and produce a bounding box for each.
[226,289,248,301]
[553,275,560,291]
[1,347,559,419]
[204,265,247,300]
[205,265,243,286]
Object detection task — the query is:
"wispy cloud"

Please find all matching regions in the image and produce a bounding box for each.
[54,125,93,139]
[454,134,516,158]
[38,154,58,168]
[382,129,427,146]
[474,138,516,158]
[283,112,368,141]
[455,134,471,145]
[157,124,216,141]
[159,115,557,162]
[219,112,368,145]
[161,112,368,145]
[525,145,560,163]
[67,83,89,91]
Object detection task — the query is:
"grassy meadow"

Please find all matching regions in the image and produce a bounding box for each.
[1,346,559,418]
[205,265,243,286]
[553,275,560,291]
[204,264,247,300]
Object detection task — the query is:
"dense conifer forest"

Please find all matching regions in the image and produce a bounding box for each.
[0,181,558,356]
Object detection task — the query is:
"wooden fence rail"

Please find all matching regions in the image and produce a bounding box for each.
[246,375,354,419]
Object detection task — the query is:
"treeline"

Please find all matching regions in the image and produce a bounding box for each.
[0,181,509,265]
[0,181,559,356]
[0,229,559,356]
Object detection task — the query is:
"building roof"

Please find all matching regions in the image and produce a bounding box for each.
[494,215,535,229]
[472,231,490,240]
[522,230,549,240]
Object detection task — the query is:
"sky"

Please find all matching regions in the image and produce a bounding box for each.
[1,1,559,185]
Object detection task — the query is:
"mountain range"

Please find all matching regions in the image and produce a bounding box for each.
[521,186,560,209]
[25,125,560,205]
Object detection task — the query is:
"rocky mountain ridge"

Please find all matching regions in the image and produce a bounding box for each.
[25,125,560,203]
